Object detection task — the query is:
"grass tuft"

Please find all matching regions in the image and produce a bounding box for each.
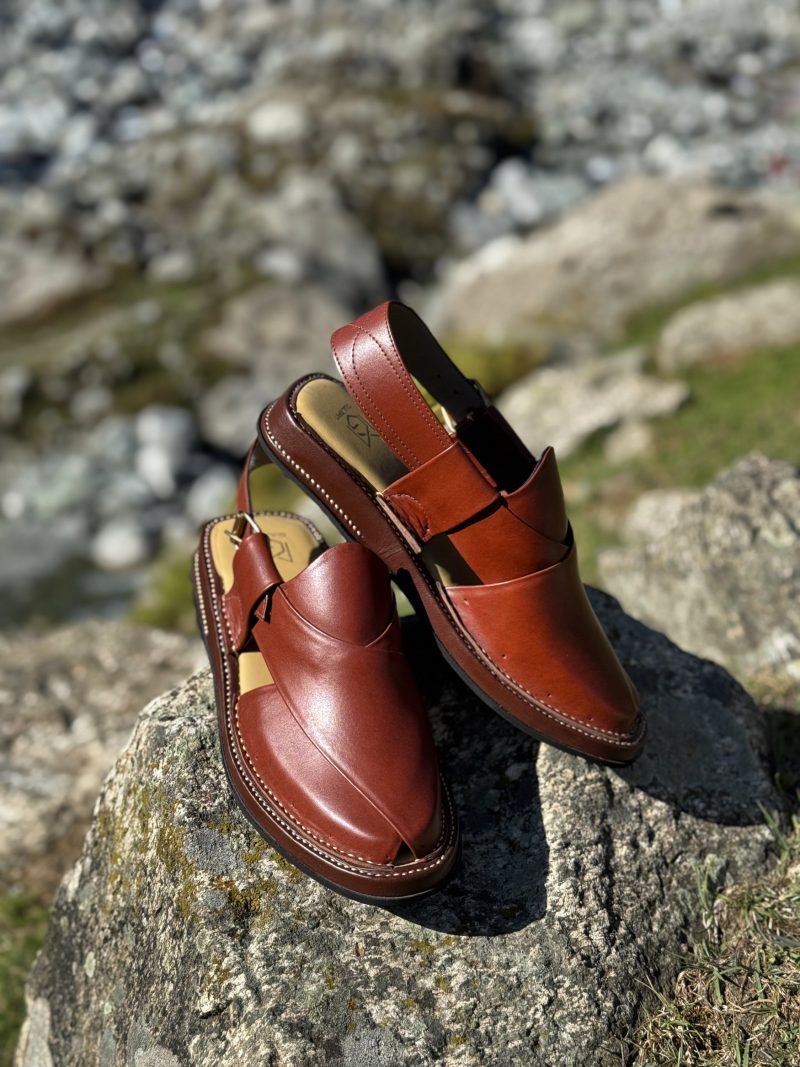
[633,817,800,1066]
[129,543,198,635]
[445,337,547,397]
[0,893,49,1067]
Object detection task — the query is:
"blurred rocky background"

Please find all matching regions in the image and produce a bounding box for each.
[2,1,800,1064]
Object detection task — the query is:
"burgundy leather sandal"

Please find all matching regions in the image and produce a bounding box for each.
[193,443,460,902]
[257,301,645,765]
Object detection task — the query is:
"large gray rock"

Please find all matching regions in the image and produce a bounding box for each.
[427,178,800,348]
[200,283,349,373]
[599,454,800,695]
[0,621,203,897]
[497,346,689,458]
[656,278,800,372]
[0,238,108,327]
[17,600,776,1066]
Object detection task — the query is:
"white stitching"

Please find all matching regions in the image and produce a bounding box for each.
[193,552,209,636]
[262,405,363,539]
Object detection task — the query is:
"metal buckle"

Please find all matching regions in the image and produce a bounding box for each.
[441,379,490,436]
[441,405,459,436]
[224,512,261,547]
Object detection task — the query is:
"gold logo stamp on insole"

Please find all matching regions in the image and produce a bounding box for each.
[345,413,378,448]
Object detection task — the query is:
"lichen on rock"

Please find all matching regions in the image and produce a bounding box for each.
[0,621,204,898]
[16,593,779,1066]
[599,453,800,698]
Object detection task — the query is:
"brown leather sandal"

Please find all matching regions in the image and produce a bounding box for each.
[192,443,460,902]
[257,301,645,765]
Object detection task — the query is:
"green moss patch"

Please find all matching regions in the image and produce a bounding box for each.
[443,337,547,398]
[622,251,800,351]
[0,893,49,1067]
[639,346,800,487]
[210,875,278,928]
[130,545,198,635]
[562,345,800,583]
[0,274,236,444]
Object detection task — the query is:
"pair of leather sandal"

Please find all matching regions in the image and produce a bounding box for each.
[193,301,645,903]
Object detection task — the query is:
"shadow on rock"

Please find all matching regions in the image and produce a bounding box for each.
[391,584,776,936]
[395,618,548,936]
[588,589,775,828]
[763,705,800,797]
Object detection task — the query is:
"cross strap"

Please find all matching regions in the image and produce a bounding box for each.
[224,526,282,651]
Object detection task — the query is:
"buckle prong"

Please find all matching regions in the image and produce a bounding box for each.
[441,379,490,435]
[224,512,261,547]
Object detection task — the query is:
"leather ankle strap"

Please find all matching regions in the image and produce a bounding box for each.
[330,301,488,470]
[236,438,269,513]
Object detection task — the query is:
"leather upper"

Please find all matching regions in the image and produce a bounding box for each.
[448,545,640,737]
[329,300,641,741]
[222,458,443,866]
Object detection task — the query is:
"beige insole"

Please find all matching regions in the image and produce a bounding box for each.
[296,378,478,585]
[210,514,323,694]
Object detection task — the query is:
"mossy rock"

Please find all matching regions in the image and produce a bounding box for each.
[17,612,778,1065]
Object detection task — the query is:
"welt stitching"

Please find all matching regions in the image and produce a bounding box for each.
[200,518,454,874]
